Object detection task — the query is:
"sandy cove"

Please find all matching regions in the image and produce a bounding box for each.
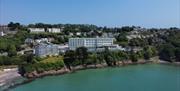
[0,68,21,87]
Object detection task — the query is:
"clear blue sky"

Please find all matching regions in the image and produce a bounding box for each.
[0,0,180,28]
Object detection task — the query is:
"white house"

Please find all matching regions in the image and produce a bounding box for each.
[47,28,61,33]
[0,31,5,36]
[35,38,49,43]
[76,32,81,36]
[28,28,45,33]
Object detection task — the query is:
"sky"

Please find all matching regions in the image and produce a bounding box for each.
[0,0,180,28]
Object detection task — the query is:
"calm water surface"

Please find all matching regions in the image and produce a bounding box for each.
[10,64,180,91]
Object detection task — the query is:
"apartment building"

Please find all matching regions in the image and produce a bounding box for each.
[35,43,59,57]
[68,38,115,51]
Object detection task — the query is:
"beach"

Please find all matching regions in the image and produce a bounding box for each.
[0,68,21,87]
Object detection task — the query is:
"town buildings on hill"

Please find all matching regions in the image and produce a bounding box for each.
[28,28,62,33]
[31,37,126,57]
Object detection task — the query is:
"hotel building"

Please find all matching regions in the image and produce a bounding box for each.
[68,38,123,51]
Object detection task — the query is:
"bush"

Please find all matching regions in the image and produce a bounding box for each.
[21,60,65,74]
[130,53,138,62]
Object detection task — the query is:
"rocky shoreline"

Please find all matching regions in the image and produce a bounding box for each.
[24,64,107,79]
[3,58,180,91]
[22,60,152,80]
[22,60,180,79]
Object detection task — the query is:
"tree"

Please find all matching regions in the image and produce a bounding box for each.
[97,53,105,64]
[175,48,180,62]
[143,46,153,60]
[91,53,99,66]
[0,39,7,52]
[64,50,76,70]
[8,22,21,30]
[159,44,175,62]
[130,52,138,63]
[76,47,88,65]
[121,26,134,32]
[103,47,112,66]
[118,51,128,65]
[111,52,120,65]
[116,33,128,42]
[7,45,17,57]
[0,56,11,65]
[23,54,34,64]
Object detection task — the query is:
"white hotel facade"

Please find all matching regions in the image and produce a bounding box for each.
[28,28,45,33]
[28,28,62,33]
[69,38,124,51]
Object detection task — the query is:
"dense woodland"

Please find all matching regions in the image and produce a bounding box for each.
[0,22,180,75]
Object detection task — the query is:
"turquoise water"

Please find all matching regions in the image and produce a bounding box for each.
[10,64,180,91]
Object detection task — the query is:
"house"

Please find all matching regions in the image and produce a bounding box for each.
[125,47,143,53]
[0,31,5,36]
[34,38,54,43]
[25,38,34,44]
[35,38,49,43]
[76,32,81,36]
[47,28,61,33]
[28,28,45,33]
[58,44,69,53]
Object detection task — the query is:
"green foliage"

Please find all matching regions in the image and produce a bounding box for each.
[0,29,29,53]
[103,47,113,66]
[86,53,98,65]
[20,59,64,74]
[117,51,129,60]
[102,47,128,66]
[0,55,24,66]
[159,44,175,62]
[7,45,17,57]
[175,48,180,62]
[143,46,157,60]
[129,38,148,47]
[116,33,129,47]
[76,47,88,65]
[64,50,76,70]
[86,53,104,65]
[116,33,128,42]
[136,51,144,59]
[121,26,134,32]
[8,22,21,30]
[130,52,138,62]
